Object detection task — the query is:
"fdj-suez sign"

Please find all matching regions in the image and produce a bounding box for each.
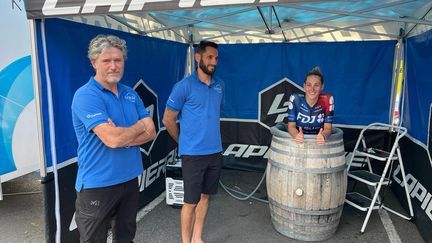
[258,78,304,130]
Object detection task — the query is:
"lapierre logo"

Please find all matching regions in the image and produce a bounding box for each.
[134,79,160,155]
[267,93,289,124]
[138,149,177,192]
[393,164,432,221]
[39,0,284,16]
[258,78,304,130]
[223,144,270,158]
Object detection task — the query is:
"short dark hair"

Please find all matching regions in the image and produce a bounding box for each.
[304,66,324,84]
[196,40,218,55]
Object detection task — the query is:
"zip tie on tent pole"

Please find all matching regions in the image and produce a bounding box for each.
[41,19,62,243]
[219,169,268,204]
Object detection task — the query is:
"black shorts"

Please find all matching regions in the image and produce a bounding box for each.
[181,153,222,204]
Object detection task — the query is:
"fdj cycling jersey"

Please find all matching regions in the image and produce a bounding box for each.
[287,93,334,134]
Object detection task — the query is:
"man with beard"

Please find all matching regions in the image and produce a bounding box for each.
[163,40,223,243]
[71,34,156,242]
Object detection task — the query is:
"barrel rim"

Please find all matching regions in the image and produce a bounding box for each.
[270,123,343,142]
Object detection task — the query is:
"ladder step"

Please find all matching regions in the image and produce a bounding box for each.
[355,148,398,161]
[345,192,381,211]
[348,170,390,186]
[345,124,413,233]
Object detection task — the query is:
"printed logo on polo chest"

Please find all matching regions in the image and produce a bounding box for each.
[124,92,136,102]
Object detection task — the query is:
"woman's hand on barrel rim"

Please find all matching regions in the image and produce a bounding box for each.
[316,128,326,145]
[295,127,304,144]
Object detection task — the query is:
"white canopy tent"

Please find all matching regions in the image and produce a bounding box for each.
[24,1,432,242]
[26,0,432,43]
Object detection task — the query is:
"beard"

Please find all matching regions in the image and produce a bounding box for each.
[105,72,122,84]
[199,59,216,75]
[106,78,120,84]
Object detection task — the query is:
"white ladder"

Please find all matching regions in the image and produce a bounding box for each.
[345,122,414,233]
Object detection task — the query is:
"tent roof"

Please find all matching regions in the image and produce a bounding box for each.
[26,0,432,43]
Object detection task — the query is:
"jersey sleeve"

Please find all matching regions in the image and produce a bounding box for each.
[287,93,298,122]
[319,93,334,123]
[166,81,187,112]
[71,90,109,132]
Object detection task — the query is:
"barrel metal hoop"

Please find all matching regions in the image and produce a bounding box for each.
[270,146,345,159]
[270,209,340,227]
[272,221,337,241]
[270,125,344,142]
[269,198,344,215]
[272,136,344,149]
[268,158,346,173]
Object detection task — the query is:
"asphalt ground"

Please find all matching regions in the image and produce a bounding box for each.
[0,171,44,243]
[135,168,425,243]
[0,169,425,243]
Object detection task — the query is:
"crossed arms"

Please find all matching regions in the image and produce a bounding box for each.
[92,117,156,148]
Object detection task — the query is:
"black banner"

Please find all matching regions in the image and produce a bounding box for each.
[221,121,271,172]
[138,130,177,207]
[42,164,79,243]
[393,137,432,243]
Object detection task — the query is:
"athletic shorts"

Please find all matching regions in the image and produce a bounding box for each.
[181,153,222,204]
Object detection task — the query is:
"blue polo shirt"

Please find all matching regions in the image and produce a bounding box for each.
[71,77,149,191]
[166,72,223,155]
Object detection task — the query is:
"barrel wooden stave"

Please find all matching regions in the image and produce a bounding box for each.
[266,127,347,241]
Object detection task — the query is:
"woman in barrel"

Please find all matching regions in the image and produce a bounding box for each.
[287,67,334,145]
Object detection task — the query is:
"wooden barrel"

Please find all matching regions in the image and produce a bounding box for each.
[266,123,347,241]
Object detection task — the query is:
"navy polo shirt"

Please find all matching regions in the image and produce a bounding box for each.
[71,77,149,191]
[166,72,223,155]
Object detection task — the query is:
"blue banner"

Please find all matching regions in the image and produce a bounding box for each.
[217,41,395,125]
[36,19,187,166]
[37,19,397,164]
[405,29,432,144]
